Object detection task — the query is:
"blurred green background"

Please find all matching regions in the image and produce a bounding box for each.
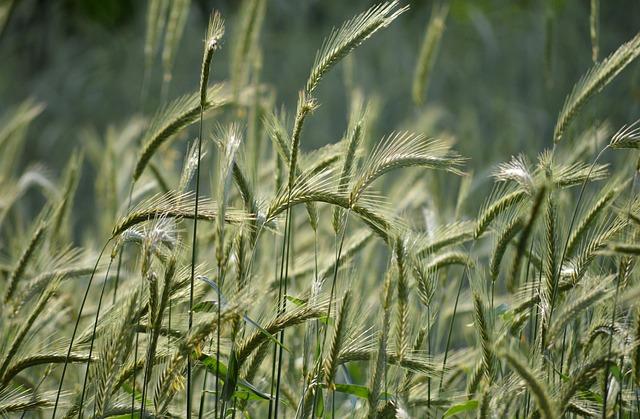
[1,0,640,174]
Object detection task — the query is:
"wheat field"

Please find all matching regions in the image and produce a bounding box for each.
[1,1,640,418]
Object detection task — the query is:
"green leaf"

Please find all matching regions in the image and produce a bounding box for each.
[193,300,216,312]
[286,295,333,325]
[443,400,479,417]
[577,389,603,404]
[120,382,152,408]
[324,383,391,400]
[222,350,239,401]
[609,364,622,382]
[233,388,270,402]
[285,294,307,306]
[199,354,270,400]
[315,387,324,417]
[334,383,369,399]
[500,310,515,323]
[242,313,289,352]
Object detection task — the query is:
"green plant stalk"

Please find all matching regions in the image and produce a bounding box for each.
[131,299,141,417]
[112,183,136,307]
[189,12,223,416]
[78,254,115,418]
[186,125,203,419]
[274,197,303,418]
[216,263,229,417]
[198,336,214,418]
[427,304,431,412]
[268,233,282,419]
[52,239,112,418]
[311,210,351,419]
[439,241,474,394]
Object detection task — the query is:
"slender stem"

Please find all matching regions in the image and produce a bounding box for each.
[274,203,295,418]
[198,337,214,418]
[131,318,140,416]
[269,214,289,419]
[439,265,465,393]
[439,242,474,393]
[52,239,111,418]
[188,117,204,419]
[112,183,135,306]
[426,304,431,414]
[80,255,115,418]
[602,260,624,418]
[311,211,351,418]
[215,262,226,418]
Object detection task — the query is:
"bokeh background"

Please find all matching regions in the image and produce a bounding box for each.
[2,0,640,198]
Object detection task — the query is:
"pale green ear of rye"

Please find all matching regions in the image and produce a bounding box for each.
[554,32,640,143]
[306,1,407,94]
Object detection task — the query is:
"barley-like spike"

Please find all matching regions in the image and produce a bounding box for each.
[473,292,493,383]
[287,91,317,192]
[50,151,82,243]
[333,115,364,234]
[609,118,640,149]
[426,251,474,272]
[466,360,483,397]
[323,290,351,389]
[412,258,436,308]
[476,189,527,238]
[230,0,266,96]
[133,83,231,181]
[144,0,168,78]
[566,187,617,256]
[140,258,176,412]
[1,353,91,387]
[0,277,60,382]
[412,2,448,105]
[112,192,252,237]
[569,218,626,284]
[306,1,406,93]
[94,288,139,416]
[236,300,329,365]
[351,132,465,205]
[558,354,613,414]
[490,216,524,281]
[508,185,546,292]
[554,31,640,143]
[540,195,558,347]
[590,0,599,62]
[501,351,558,419]
[4,221,47,302]
[395,238,409,362]
[200,11,225,105]
[161,0,190,95]
[547,281,611,345]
